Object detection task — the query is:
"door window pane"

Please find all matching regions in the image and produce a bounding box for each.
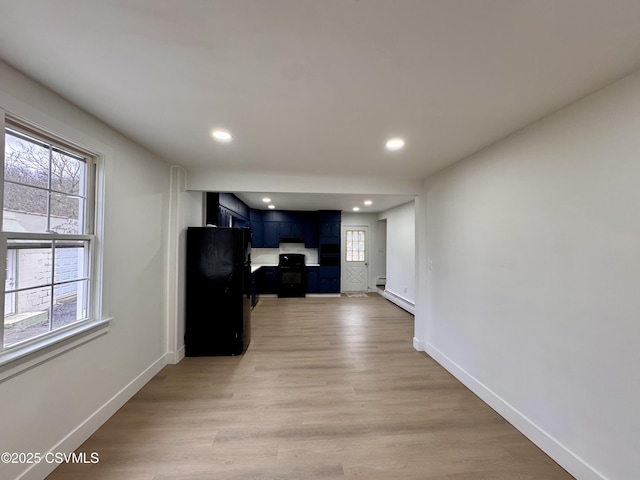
[345,229,366,262]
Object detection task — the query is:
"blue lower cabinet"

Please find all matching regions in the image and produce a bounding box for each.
[256,266,333,294]
[259,266,278,294]
[319,266,339,278]
[306,267,319,293]
[318,266,340,293]
[319,277,340,293]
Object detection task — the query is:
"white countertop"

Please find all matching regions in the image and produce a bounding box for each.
[251,264,276,273]
[251,263,320,274]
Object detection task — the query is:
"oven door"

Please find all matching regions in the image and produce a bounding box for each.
[277,266,307,298]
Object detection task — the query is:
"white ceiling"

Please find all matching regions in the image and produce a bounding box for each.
[1,0,640,211]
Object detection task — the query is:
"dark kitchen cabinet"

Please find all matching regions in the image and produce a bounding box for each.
[250,222,263,247]
[207,192,251,228]
[218,206,231,227]
[319,277,339,293]
[262,210,280,222]
[279,222,306,241]
[319,266,340,278]
[306,266,319,293]
[249,210,264,247]
[319,243,340,266]
[259,266,278,294]
[304,215,318,248]
[318,210,341,244]
[251,210,316,247]
[249,210,278,248]
[317,258,340,292]
[317,211,341,293]
[263,222,280,248]
[219,193,250,221]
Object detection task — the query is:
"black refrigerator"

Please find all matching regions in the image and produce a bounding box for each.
[185,227,251,356]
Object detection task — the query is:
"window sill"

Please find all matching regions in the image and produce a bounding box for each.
[0,318,112,382]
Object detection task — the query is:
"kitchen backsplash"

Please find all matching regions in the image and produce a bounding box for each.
[252,242,319,265]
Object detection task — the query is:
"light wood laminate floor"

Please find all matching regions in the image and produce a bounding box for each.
[47,295,573,479]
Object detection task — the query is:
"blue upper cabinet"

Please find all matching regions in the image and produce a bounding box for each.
[206,200,338,250]
[250,211,288,248]
[303,212,318,247]
[251,221,264,247]
[263,221,280,248]
[249,210,322,248]
[219,192,250,221]
[208,192,252,227]
[249,209,263,247]
[318,210,341,244]
[205,192,220,225]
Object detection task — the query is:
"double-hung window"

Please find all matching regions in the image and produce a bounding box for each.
[1,114,102,364]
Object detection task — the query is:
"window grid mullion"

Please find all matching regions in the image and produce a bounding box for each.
[5,277,91,296]
[1,109,6,351]
[49,239,56,332]
[3,179,87,201]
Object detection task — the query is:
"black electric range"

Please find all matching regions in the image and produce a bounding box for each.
[277,253,306,298]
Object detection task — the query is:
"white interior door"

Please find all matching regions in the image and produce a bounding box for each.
[342,226,369,292]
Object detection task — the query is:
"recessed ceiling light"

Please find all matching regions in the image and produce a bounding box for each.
[262,197,271,203]
[211,129,232,142]
[385,137,404,151]
[268,204,276,209]
[364,200,373,206]
[352,207,360,211]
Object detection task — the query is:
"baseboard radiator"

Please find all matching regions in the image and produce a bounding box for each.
[381,289,415,315]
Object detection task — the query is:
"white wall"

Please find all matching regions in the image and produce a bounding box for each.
[378,201,415,312]
[186,169,421,197]
[0,60,172,480]
[373,218,386,286]
[421,70,640,479]
[165,167,203,364]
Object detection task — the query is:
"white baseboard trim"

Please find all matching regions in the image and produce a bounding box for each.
[18,355,167,480]
[176,345,185,363]
[381,289,415,315]
[165,345,186,365]
[413,337,426,352]
[425,342,605,480]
